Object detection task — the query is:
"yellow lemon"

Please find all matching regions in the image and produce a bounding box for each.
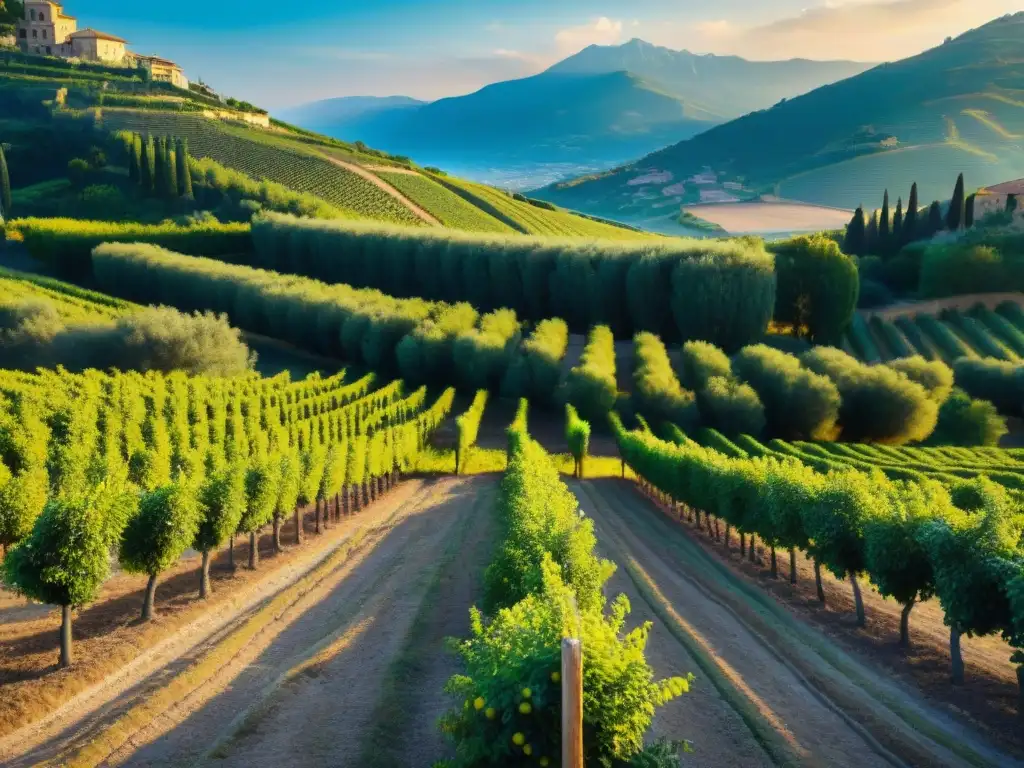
[521,687,532,699]
[519,702,532,714]
[540,759,550,767]
[473,697,485,711]
[551,671,560,683]
[512,732,525,746]
[485,707,496,720]
[523,744,533,756]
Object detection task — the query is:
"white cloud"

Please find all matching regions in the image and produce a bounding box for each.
[554,17,624,55]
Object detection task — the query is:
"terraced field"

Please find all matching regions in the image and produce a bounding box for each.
[0,266,134,322]
[98,111,424,226]
[432,174,660,239]
[845,303,1024,363]
[372,170,513,234]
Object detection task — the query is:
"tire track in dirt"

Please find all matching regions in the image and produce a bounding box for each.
[573,479,911,768]
[576,478,1017,768]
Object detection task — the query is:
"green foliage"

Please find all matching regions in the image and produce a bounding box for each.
[801,346,938,444]
[953,358,1024,417]
[456,391,489,474]
[454,310,521,391]
[919,242,1021,299]
[501,318,569,405]
[565,404,591,478]
[947,173,966,231]
[928,387,1008,447]
[770,235,859,344]
[0,144,11,219]
[732,344,841,441]
[194,463,246,553]
[564,326,617,422]
[679,340,732,390]
[66,158,90,190]
[239,456,280,535]
[11,217,251,281]
[373,170,512,233]
[696,376,766,438]
[250,212,773,343]
[631,332,698,431]
[120,483,202,577]
[886,356,954,403]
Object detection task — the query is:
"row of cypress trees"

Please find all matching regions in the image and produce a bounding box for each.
[844,174,974,258]
[0,143,11,221]
[126,132,193,202]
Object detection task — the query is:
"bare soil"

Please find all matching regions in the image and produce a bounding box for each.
[572,479,1022,768]
[682,201,853,234]
[2,477,497,768]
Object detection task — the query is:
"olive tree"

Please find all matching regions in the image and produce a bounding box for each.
[298,444,328,537]
[240,457,279,569]
[273,450,301,552]
[194,463,246,598]
[120,483,202,621]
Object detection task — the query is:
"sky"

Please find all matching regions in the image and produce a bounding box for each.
[60,0,1021,109]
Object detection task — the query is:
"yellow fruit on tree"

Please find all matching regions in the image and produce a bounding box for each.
[523,744,533,756]
[485,707,496,720]
[512,732,525,746]
[551,671,560,683]
[473,697,485,711]
[540,758,550,767]
[521,687,532,698]
[519,702,532,714]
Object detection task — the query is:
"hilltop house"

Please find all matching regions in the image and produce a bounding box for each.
[16,1,188,89]
[974,179,1024,221]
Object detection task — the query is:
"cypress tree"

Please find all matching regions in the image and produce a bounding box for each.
[893,198,904,248]
[176,137,193,199]
[903,182,919,244]
[947,173,965,231]
[127,137,139,184]
[0,143,12,220]
[866,209,879,254]
[928,200,944,235]
[965,193,976,228]
[140,137,153,195]
[152,136,164,198]
[844,206,866,256]
[164,134,177,200]
[879,190,891,250]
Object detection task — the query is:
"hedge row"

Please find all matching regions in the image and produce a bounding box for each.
[250,212,776,349]
[631,332,698,431]
[455,390,488,475]
[13,218,252,281]
[501,318,568,405]
[954,359,1024,418]
[563,326,617,423]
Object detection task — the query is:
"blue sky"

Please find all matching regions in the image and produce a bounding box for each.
[62,0,1020,108]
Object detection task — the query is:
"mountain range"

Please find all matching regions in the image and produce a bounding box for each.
[277,41,870,186]
[537,13,1024,218]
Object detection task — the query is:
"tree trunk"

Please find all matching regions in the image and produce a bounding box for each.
[850,573,866,627]
[249,530,259,569]
[142,573,158,621]
[344,487,351,515]
[60,604,73,668]
[740,533,746,557]
[714,519,721,542]
[724,525,731,551]
[200,550,212,599]
[1016,665,1023,705]
[315,498,323,534]
[273,515,283,553]
[455,448,461,476]
[294,507,304,545]
[899,599,915,648]
[694,508,702,528]
[749,534,757,562]
[228,535,235,571]
[770,546,778,579]
[335,492,341,521]
[789,548,797,584]
[620,458,625,478]
[950,627,965,685]
[814,559,825,604]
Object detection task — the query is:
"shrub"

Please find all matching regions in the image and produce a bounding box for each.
[858,279,894,309]
[886,356,954,404]
[953,358,1024,417]
[919,242,1017,298]
[456,391,488,475]
[771,235,859,344]
[564,326,617,422]
[733,344,840,441]
[679,340,732,390]
[801,347,938,444]
[501,318,568,404]
[696,376,766,437]
[927,388,1007,446]
[631,332,698,431]
[565,404,591,478]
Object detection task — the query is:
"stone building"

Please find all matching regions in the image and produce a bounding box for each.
[16,1,127,62]
[974,179,1024,222]
[136,54,189,90]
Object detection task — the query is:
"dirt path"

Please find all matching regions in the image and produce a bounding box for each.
[318,154,441,226]
[4,478,494,768]
[572,479,1020,768]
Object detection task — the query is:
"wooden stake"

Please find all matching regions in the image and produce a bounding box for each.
[562,638,583,768]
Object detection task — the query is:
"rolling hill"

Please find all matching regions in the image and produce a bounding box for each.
[281,40,869,188]
[536,13,1024,218]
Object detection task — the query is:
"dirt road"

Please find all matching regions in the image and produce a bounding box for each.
[571,478,1021,768]
[6,477,496,768]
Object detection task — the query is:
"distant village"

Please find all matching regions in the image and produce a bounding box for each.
[12,1,193,92]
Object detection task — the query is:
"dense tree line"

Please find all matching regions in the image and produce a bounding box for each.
[1,367,454,665]
[125,132,193,202]
[501,318,568,405]
[250,213,777,349]
[563,325,618,422]
[613,417,1024,689]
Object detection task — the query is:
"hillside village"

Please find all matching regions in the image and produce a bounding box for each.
[9,0,188,88]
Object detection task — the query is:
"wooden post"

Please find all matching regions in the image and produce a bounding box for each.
[562,638,583,768]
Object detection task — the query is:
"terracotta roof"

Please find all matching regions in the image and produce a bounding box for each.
[138,54,181,68]
[981,178,1024,195]
[67,28,127,43]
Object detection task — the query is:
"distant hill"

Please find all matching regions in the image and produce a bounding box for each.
[281,41,869,186]
[536,13,1024,217]
[548,38,871,118]
[276,95,425,135]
